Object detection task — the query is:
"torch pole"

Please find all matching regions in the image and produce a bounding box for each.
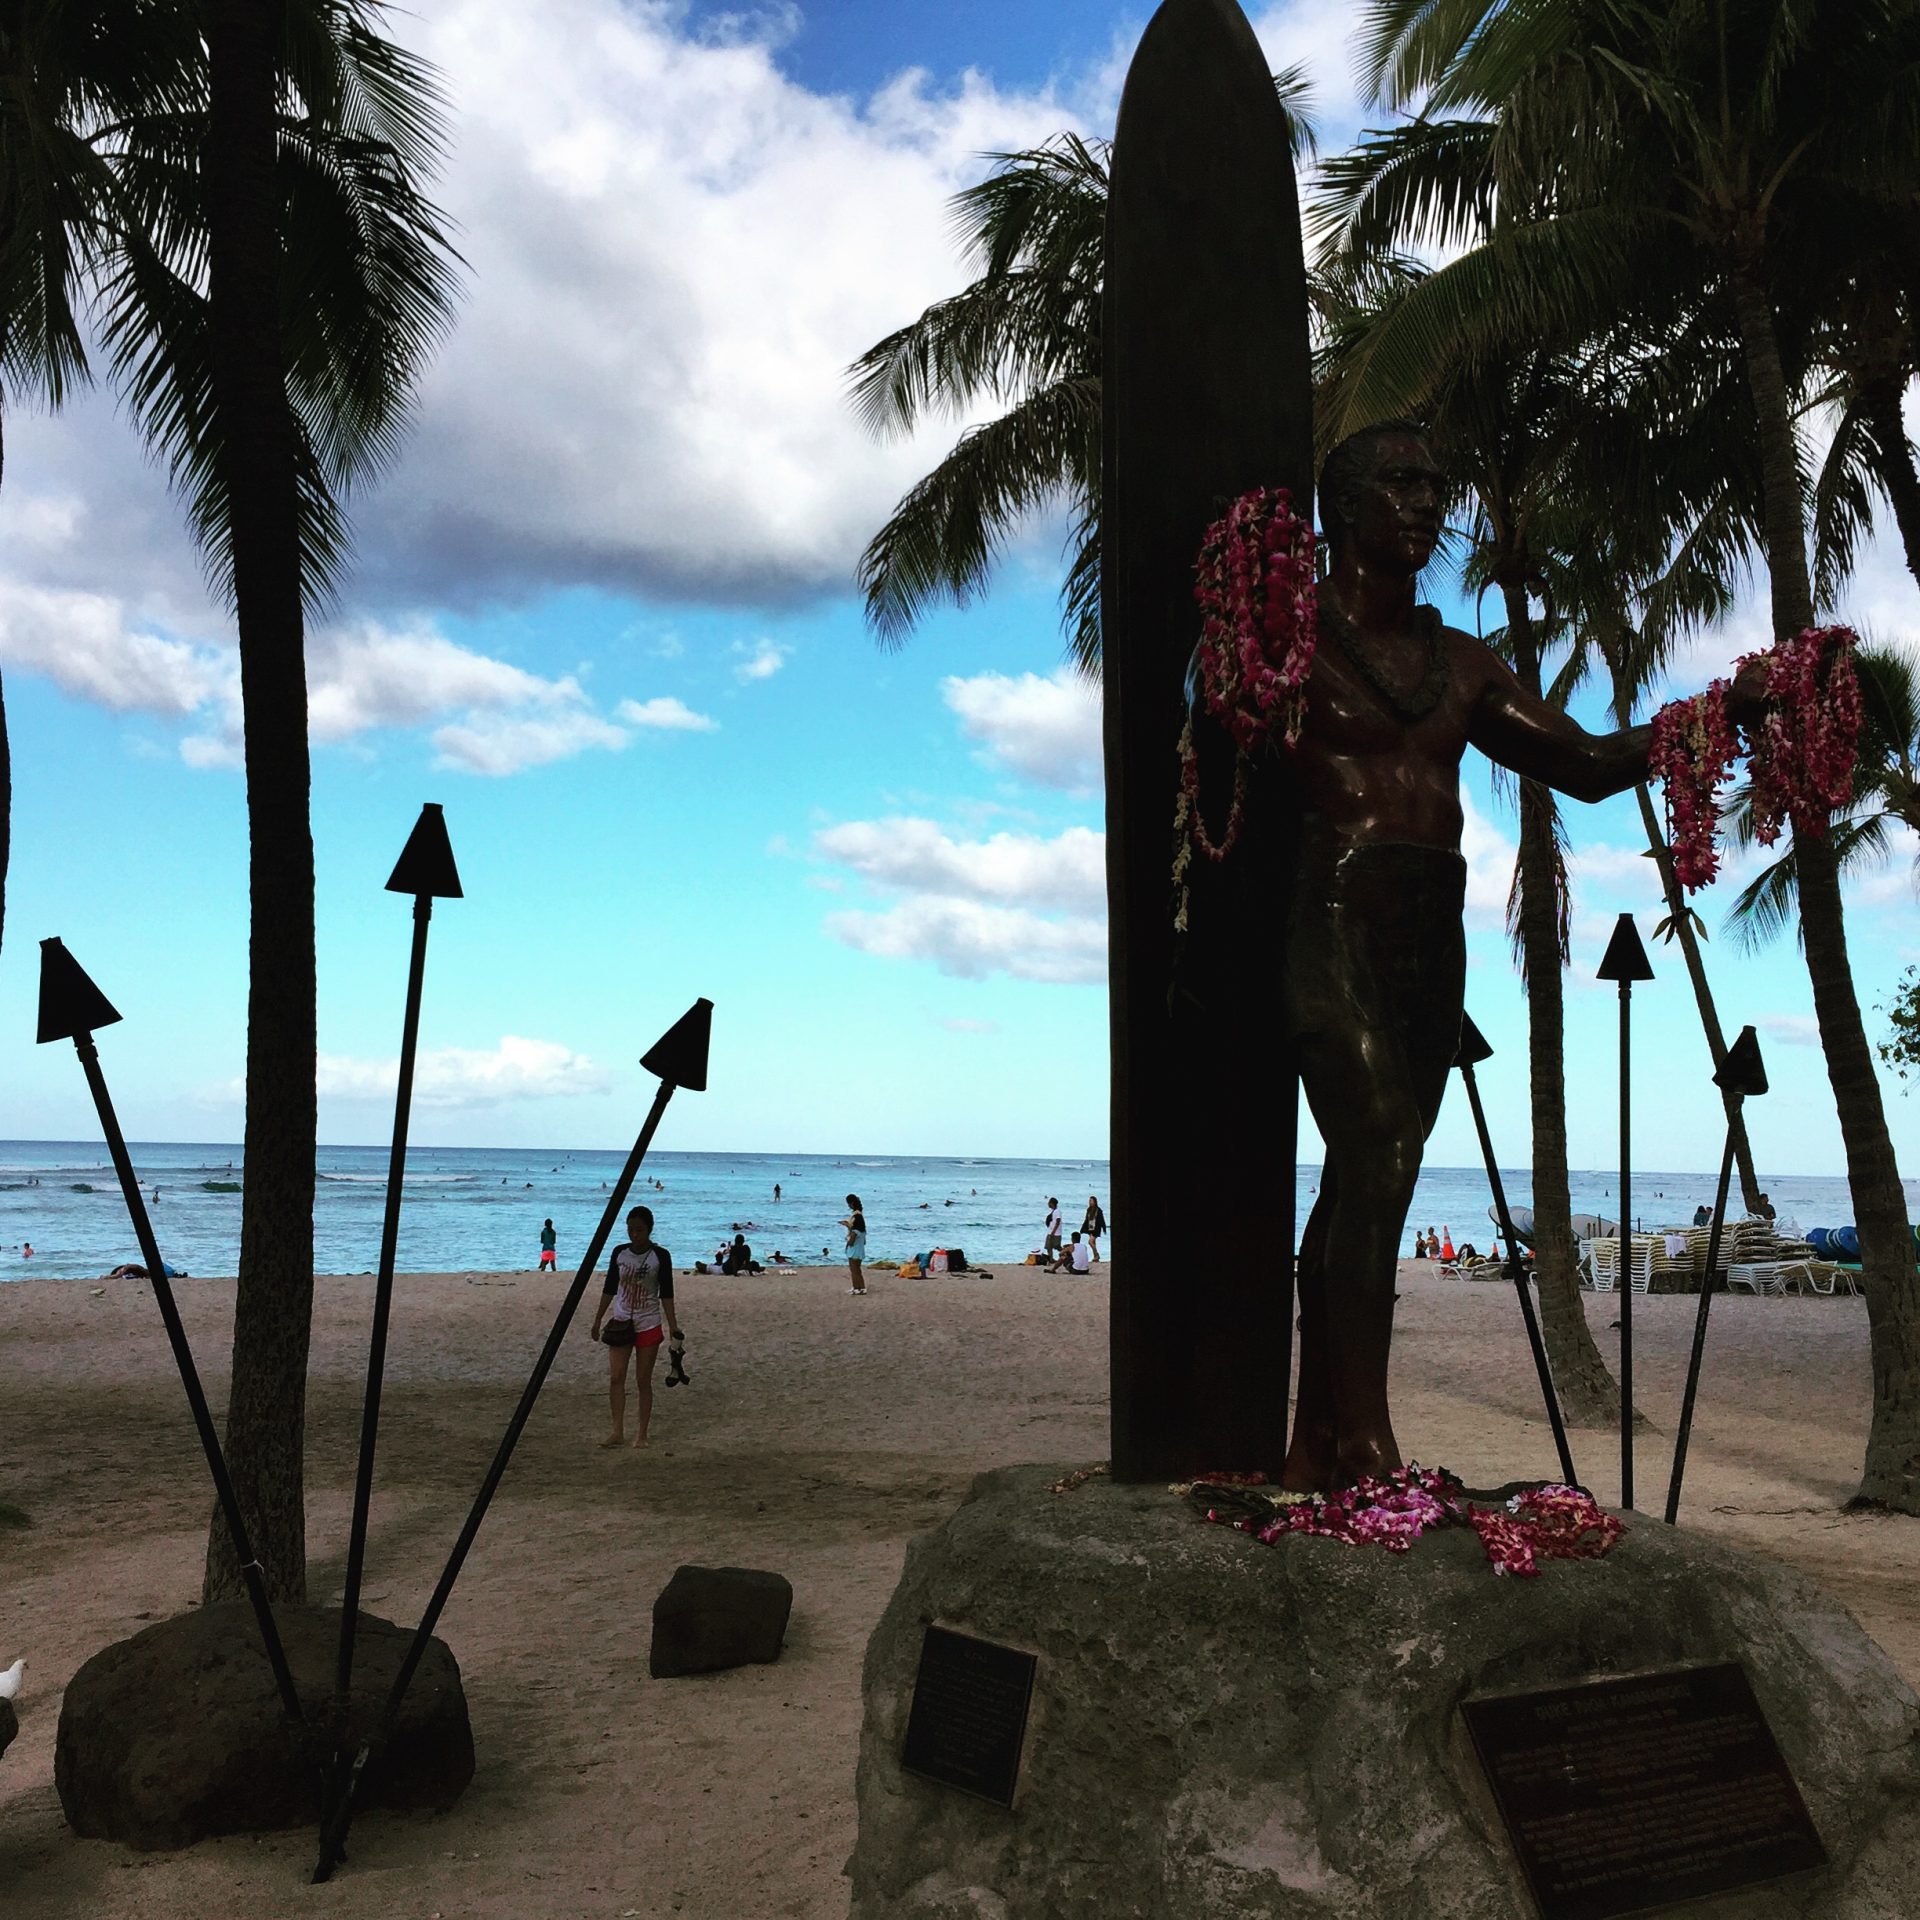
[1459,1059,1577,1486]
[74,1034,305,1725]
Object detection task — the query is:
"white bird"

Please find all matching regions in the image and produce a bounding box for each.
[0,1659,23,1700]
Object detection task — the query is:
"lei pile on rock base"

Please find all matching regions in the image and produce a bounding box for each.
[1650,624,1863,891]
[1177,1464,1624,1579]
[1173,487,1317,928]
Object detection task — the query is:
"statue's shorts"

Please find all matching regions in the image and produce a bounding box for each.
[1284,838,1468,1144]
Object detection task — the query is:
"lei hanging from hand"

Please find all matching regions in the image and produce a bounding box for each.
[1173,487,1317,929]
[1649,624,1863,892]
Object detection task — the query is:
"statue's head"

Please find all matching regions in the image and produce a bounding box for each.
[1318,421,1443,575]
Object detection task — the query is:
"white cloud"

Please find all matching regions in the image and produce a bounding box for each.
[308,623,582,740]
[616,695,718,731]
[826,899,1107,984]
[317,1035,611,1107]
[1760,1014,1823,1049]
[814,817,1105,913]
[941,667,1102,792]
[1459,789,1517,930]
[814,813,1107,983]
[731,639,790,683]
[431,708,629,776]
[0,579,226,715]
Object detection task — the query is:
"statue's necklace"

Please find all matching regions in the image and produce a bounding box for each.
[1320,599,1451,722]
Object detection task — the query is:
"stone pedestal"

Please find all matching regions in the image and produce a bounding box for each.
[851,1466,1920,1919]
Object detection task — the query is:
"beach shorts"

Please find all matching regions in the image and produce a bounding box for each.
[635,1323,665,1350]
[1045,1234,1062,1253]
[539,1250,556,1267]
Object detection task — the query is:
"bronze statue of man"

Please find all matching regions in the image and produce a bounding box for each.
[1277,422,1760,1490]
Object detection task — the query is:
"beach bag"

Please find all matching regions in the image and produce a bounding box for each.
[929,1250,948,1273]
[947,1248,969,1273]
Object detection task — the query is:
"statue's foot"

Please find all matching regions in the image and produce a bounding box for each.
[1333,1426,1403,1486]
[1280,1419,1338,1494]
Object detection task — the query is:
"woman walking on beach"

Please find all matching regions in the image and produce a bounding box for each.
[842,1194,868,1295]
[1082,1195,1106,1262]
[587,1205,678,1448]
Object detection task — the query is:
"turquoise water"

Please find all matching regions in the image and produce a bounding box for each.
[0,1139,1892,1282]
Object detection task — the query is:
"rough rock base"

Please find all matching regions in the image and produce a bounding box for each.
[852,1466,1920,1919]
[57,1603,473,1850]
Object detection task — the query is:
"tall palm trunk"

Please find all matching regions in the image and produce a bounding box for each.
[1605,657,1763,1213]
[1504,579,1622,1426]
[202,0,317,1602]
[1730,255,1920,1511]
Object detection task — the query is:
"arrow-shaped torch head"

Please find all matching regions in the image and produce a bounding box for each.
[36,939,124,1045]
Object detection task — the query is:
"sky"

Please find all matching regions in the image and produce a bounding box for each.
[2,0,1918,1178]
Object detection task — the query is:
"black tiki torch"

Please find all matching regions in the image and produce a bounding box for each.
[327,806,462,1813]
[1597,912,1655,1510]
[312,997,713,1882]
[1454,1012,1577,1486]
[36,938,305,1727]
[1665,1025,1769,1525]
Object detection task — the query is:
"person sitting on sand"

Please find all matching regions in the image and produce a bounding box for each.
[587,1205,678,1450]
[723,1233,757,1276]
[538,1219,558,1272]
[842,1195,868,1295]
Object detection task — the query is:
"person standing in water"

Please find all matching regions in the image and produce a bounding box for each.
[587,1205,677,1448]
[842,1194,868,1295]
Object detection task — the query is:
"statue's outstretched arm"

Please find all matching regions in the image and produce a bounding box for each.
[1465,644,1651,804]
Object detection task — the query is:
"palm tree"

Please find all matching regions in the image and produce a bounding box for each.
[848,75,1318,669]
[0,0,201,959]
[1357,0,1920,1509]
[83,0,459,1601]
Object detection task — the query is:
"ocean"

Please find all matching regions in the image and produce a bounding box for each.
[0,1139,1901,1282]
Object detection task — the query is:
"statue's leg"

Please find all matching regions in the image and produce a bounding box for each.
[1295,1021,1424,1482]
[1281,842,1466,1488]
[1282,1172,1338,1491]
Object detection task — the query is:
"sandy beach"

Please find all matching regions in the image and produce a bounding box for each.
[4,1258,1918,1919]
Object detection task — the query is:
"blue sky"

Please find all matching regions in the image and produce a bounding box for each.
[2,0,1917,1178]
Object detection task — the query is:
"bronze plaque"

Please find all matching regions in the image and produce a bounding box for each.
[901,1625,1036,1808]
[1462,1664,1827,1919]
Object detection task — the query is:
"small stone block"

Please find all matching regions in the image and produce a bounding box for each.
[650,1565,792,1677]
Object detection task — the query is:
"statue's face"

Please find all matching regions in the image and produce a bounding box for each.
[1343,433,1443,574]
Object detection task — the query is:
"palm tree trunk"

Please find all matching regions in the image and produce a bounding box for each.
[1628,783,1762,1211]
[1731,255,1920,1511]
[202,0,317,1603]
[1504,580,1622,1426]
[1863,382,1920,595]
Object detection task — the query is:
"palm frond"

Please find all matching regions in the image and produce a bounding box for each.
[856,376,1099,648]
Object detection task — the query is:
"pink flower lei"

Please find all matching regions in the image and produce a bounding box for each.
[1650,625,1863,892]
[1173,488,1318,929]
[1191,1463,1624,1580]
